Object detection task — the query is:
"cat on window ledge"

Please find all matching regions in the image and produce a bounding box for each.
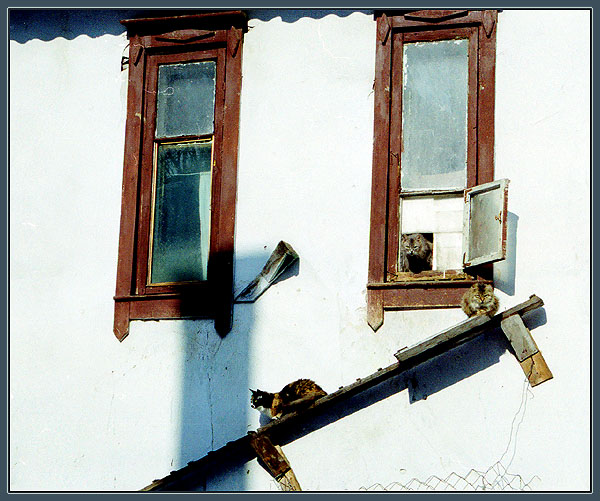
[461,282,499,318]
[250,378,327,420]
[400,233,433,273]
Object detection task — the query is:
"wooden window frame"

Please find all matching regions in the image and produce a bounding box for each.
[113,11,247,341]
[367,10,498,331]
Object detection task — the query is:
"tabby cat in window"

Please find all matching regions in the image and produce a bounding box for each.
[250,378,327,420]
[400,233,433,273]
[461,283,500,318]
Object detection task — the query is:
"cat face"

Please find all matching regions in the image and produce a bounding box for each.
[468,284,496,310]
[250,389,274,418]
[401,233,428,257]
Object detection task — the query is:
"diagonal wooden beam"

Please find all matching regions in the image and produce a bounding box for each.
[141,294,548,491]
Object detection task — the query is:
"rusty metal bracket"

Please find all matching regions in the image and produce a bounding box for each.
[235,241,299,303]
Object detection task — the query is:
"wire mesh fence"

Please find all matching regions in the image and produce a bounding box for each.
[359,461,540,491]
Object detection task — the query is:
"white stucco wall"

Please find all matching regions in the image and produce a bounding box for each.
[9,9,590,492]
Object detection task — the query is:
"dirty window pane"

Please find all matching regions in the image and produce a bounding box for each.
[150,141,212,284]
[401,39,469,191]
[156,61,216,138]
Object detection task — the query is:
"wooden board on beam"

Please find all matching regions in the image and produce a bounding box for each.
[395,294,544,362]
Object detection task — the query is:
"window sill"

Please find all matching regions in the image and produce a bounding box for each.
[385,269,476,283]
[113,287,232,341]
[366,273,493,330]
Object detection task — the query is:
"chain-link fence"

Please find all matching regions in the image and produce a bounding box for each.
[359,461,540,491]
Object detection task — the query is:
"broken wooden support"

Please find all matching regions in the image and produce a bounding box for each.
[274,445,302,491]
[500,313,552,386]
[249,433,301,491]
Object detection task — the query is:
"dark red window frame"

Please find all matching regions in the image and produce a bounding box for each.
[113,12,247,341]
[367,10,498,331]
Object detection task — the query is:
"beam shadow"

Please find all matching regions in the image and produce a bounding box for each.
[269,327,512,447]
[150,307,547,490]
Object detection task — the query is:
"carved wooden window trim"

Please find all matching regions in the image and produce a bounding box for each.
[113,12,247,341]
[367,10,499,330]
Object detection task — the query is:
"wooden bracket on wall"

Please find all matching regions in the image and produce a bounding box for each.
[377,12,391,45]
[249,434,302,491]
[500,313,553,387]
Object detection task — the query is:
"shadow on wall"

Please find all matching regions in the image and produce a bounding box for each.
[175,252,299,491]
[269,318,544,450]
[9,8,374,44]
[246,9,372,24]
[495,211,519,297]
[9,9,137,42]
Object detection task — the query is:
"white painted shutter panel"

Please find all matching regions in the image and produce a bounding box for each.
[462,178,509,267]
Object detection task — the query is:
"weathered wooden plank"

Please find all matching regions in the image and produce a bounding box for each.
[250,434,290,479]
[274,446,301,491]
[520,351,553,387]
[367,289,384,331]
[250,435,302,491]
[496,294,544,319]
[500,314,539,362]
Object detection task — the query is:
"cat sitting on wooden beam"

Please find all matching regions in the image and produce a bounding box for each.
[250,379,327,420]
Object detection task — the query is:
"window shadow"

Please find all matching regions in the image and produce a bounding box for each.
[178,313,253,491]
[494,211,519,296]
[177,251,298,491]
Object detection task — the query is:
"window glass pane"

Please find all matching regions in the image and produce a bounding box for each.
[156,61,216,138]
[150,141,212,284]
[401,39,469,191]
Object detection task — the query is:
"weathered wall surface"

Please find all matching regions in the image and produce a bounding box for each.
[9,9,589,491]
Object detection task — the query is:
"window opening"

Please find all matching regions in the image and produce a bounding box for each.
[367,10,500,330]
[113,11,246,341]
